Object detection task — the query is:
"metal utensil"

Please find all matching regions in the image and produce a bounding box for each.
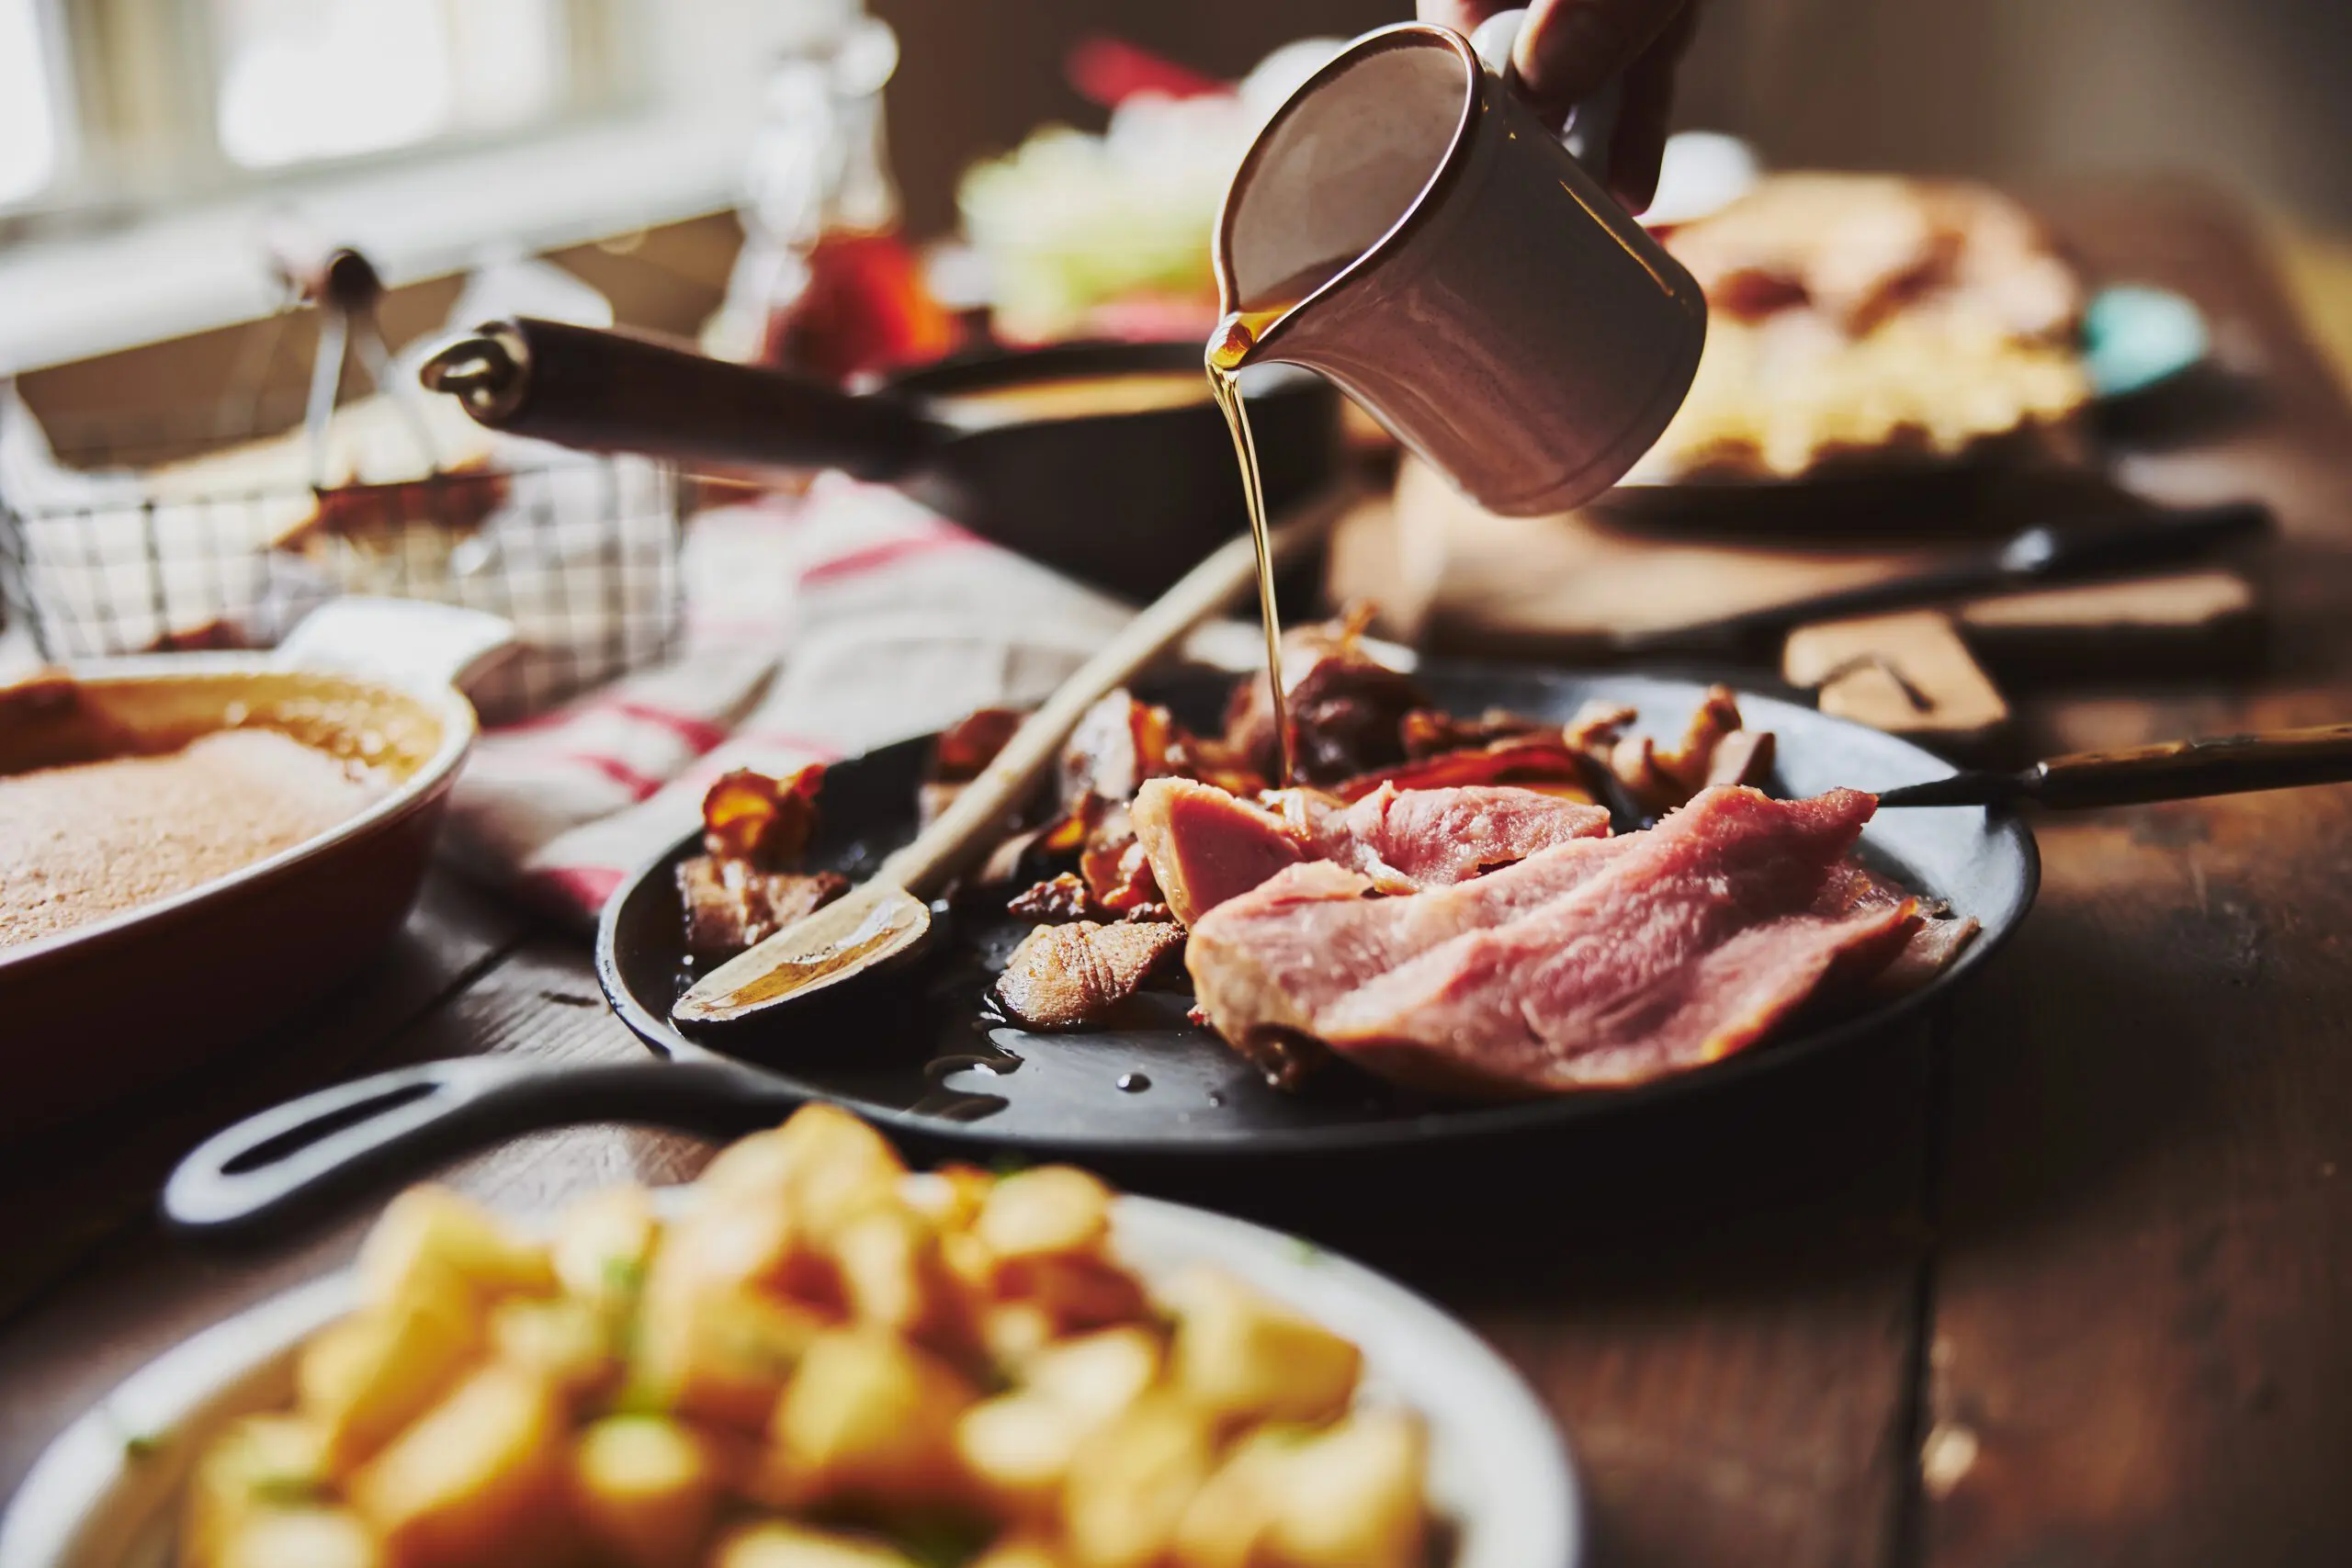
[1880,722,2352,809]
[1611,501,2271,658]
[672,484,1358,1028]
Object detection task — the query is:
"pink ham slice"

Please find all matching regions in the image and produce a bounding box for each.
[1132,777,1611,925]
[1131,779,1306,926]
[1282,783,1612,894]
[1189,785,1919,1097]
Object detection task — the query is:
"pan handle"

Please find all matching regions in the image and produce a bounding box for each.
[417,317,940,480]
[162,1056,794,1243]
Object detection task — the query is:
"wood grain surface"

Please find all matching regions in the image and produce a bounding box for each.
[3,180,2349,1568]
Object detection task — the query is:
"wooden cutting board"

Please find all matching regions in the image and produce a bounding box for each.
[1329,457,2263,686]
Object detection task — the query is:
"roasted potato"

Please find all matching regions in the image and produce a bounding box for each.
[708,1519,919,1567]
[488,1294,617,1401]
[183,1415,333,1568]
[968,1536,1071,1568]
[1167,1269,1361,1427]
[957,1328,1167,1515]
[771,1328,977,1502]
[1059,1394,1218,1568]
[1257,1410,1429,1568]
[177,1107,1431,1568]
[356,1186,552,1310]
[551,1184,658,1315]
[347,1364,566,1568]
[212,1506,382,1568]
[298,1281,480,1472]
[569,1415,721,1568]
[975,1168,1112,1262]
[628,1286,828,1431]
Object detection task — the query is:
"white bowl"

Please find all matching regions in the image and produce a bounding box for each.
[0,1191,1581,1568]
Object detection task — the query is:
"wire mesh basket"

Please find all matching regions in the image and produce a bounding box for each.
[0,400,684,724]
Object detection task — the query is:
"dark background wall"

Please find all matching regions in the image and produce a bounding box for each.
[874,0,2352,236]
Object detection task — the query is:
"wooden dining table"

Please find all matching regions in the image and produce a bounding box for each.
[3,180,2349,1568]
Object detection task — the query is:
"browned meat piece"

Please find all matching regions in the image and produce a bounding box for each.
[934,706,1027,781]
[701,766,825,870]
[1572,687,1776,817]
[1080,831,1162,915]
[677,855,849,960]
[1223,606,1430,786]
[1008,873,1098,921]
[1399,707,1554,760]
[1188,786,1917,1097]
[1060,690,1180,805]
[922,707,1029,828]
[1335,735,1598,804]
[995,919,1187,1031]
[1130,779,1306,926]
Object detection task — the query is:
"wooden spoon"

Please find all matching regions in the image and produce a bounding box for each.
[1878,723,2352,808]
[672,484,1359,1028]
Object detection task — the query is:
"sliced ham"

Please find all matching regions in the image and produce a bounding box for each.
[1131,779,1306,926]
[1189,785,1919,1097]
[1286,783,1611,893]
[1132,777,1612,925]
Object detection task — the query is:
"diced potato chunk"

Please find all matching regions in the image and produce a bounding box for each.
[707,1520,919,1568]
[356,1186,552,1310]
[830,1202,963,1347]
[629,1287,828,1431]
[214,1506,383,1568]
[1258,1410,1428,1568]
[772,1327,976,1500]
[552,1184,658,1314]
[347,1364,566,1568]
[1059,1396,1216,1568]
[1170,1427,1301,1568]
[961,1325,1166,1512]
[968,1535,1070,1568]
[1023,1327,1162,1426]
[700,1105,905,1238]
[1000,1255,1152,1337]
[1167,1269,1361,1427]
[489,1294,616,1400]
[956,1393,1081,1517]
[570,1416,720,1568]
[298,1283,479,1472]
[183,1415,332,1568]
[975,1168,1111,1262]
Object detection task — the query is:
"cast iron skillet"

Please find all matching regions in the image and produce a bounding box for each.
[164,666,2038,1240]
[418,320,1341,604]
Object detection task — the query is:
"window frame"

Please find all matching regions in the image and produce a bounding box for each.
[2,0,646,238]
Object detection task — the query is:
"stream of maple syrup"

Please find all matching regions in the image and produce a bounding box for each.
[1204,304,1295,787]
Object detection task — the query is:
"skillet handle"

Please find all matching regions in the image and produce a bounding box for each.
[162,1056,792,1244]
[418,317,939,480]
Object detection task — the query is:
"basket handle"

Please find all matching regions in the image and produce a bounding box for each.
[418,318,940,481]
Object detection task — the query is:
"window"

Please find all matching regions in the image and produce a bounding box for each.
[0,0,628,226]
[212,0,568,169]
[0,0,62,207]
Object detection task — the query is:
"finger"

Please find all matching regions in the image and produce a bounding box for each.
[1604,3,1698,211]
[1511,0,1689,127]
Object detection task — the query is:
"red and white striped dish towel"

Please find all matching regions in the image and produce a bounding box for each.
[439,473,1139,922]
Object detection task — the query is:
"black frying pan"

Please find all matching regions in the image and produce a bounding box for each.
[418,320,1342,603]
[164,667,2039,1240]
